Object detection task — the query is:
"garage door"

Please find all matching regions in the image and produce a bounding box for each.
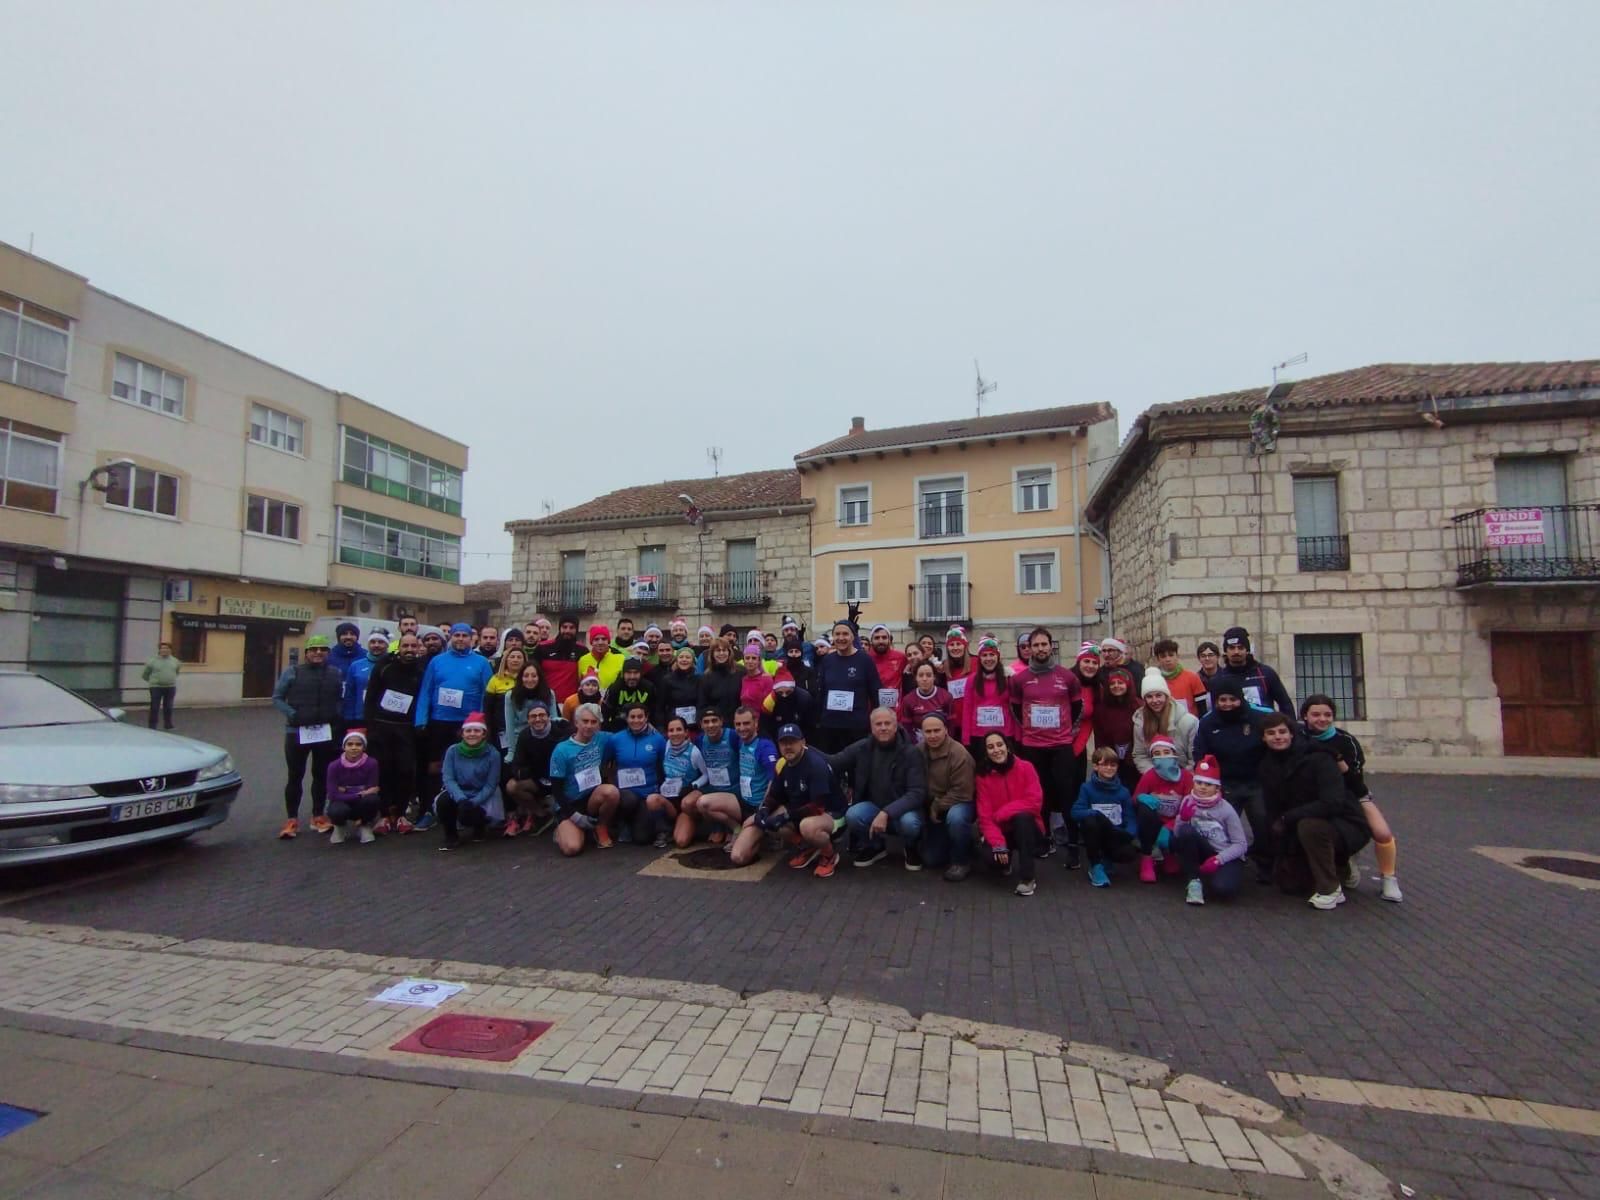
[1490,632,1597,757]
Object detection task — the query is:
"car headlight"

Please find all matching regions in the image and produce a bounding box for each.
[195,754,235,781]
[0,783,99,804]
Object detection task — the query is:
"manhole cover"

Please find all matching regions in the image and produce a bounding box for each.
[1520,855,1600,881]
[674,847,748,872]
[391,1015,551,1062]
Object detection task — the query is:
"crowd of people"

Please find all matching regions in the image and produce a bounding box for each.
[270,613,1402,909]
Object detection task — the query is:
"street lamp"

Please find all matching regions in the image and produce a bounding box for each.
[75,459,136,556]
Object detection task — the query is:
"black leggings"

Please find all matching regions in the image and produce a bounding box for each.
[1019,744,1078,844]
[435,793,491,840]
[994,813,1038,883]
[368,723,417,817]
[1079,812,1136,866]
[328,795,379,826]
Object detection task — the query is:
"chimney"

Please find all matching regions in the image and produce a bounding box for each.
[849,416,865,436]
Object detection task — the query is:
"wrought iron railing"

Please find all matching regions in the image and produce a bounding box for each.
[615,574,681,612]
[533,579,606,614]
[909,580,972,625]
[1296,534,1350,572]
[1450,504,1600,586]
[703,570,773,609]
[918,503,964,539]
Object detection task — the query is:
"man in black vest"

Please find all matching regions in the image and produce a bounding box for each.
[271,635,345,839]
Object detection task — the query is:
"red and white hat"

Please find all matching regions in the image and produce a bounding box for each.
[1076,641,1101,662]
[342,727,368,746]
[579,670,601,690]
[461,712,489,734]
[945,625,969,645]
[1148,733,1176,756]
[1193,755,1222,787]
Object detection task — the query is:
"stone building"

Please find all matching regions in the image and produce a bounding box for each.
[504,469,813,633]
[1084,361,1600,758]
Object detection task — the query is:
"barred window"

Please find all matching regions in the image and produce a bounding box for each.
[1294,634,1366,720]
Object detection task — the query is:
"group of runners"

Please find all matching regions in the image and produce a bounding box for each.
[271,612,1401,909]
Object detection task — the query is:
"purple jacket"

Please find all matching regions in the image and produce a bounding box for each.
[326,754,379,802]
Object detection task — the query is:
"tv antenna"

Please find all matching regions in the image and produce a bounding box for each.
[707,446,723,477]
[540,497,554,518]
[975,359,998,417]
[1270,352,1308,388]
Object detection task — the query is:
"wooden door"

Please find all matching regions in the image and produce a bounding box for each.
[1490,633,1596,756]
[242,628,281,699]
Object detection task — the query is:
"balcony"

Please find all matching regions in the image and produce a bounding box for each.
[532,579,606,614]
[703,570,773,609]
[918,503,965,539]
[615,574,681,613]
[909,580,972,627]
[1297,534,1350,572]
[1450,505,1600,586]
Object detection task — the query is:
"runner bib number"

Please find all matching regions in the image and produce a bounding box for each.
[574,766,601,792]
[878,688,900,709]
[947,677,966,700]
[976,705,1005,727]
[826,689,854,712]
[378,690,413,715]
[707,766,731,788]
[297,723,332,745]
[437,686,464,710]
[616,768,646,790]
[661,778,682,798]
[1243,685,1262,707]
[740,775,753,800]
[1092,802,1123,823]
[1029,704,1061,730]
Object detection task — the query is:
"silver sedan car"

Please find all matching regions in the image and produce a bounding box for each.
[0,670,242,867]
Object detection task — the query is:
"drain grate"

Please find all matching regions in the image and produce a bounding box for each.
[391,1014,551,1062]
[1520,855,1600,881]
[673,846,749,872]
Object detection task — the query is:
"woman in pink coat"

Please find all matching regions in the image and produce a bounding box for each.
[961,638,1019,758]
[974,731,1044,896]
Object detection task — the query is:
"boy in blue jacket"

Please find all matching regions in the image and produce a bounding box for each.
[1072,746,1138,887]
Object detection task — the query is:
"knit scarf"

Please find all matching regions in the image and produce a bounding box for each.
[456,739,489,758]
[1311,725,1338,741]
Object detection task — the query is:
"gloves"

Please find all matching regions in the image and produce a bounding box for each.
[568,812,594,832]
[1177,799,1196,822]
[753,809,788,833]
[1199,856,1220,876]
[1136,794,1160,811]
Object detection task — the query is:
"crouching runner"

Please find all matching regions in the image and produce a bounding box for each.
[731,723,844,878]
[547,703,622,855]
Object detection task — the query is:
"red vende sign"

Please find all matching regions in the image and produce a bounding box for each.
[1484,508,1546,547]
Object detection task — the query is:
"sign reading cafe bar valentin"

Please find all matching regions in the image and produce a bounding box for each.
[1483,508,1546,548]
[219,596,317,623]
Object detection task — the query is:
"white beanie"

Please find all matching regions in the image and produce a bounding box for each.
[1140,667,1171,698]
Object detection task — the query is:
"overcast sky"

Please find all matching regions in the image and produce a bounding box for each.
[4,2,1595,581]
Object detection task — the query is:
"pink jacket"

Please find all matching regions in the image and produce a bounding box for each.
[961,669,1018,742]
[975,757,1046,848]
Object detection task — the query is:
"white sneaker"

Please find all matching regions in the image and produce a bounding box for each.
[1185,879,1205,906]
[1380,875,1403,903]
[328,823,347,845]
[1309,888,1346,910]
[1343,860,1361,889]
[357,825,376,845]
[1014,879,1037,897]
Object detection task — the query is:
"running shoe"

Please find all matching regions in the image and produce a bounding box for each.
[813,850,838,879]
[310,815,333,834]
[595,825,614,849]
[277,818,299,840]
[788,845,822,870]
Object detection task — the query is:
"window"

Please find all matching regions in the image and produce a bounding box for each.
[724,538,761,604]
[1016,467,1053,513]
[1293,475,1349,571]
[839,484,871,527]
[918,477,964,538]
[112,353,185,418]
[105,464,179,518]
[839,561,872,602]
[917,557,967,621]
[638,545,666,575]
[1294,634,1366,720]
[249,403,304,455]
[246,495,302,540]
[336,508,461,581]
[0,419,62,513]
[341,427,463,515]
[1018,551,1057,594]
[1495,455,1571,559]
[173,625,206,663]
[0,292,70,397]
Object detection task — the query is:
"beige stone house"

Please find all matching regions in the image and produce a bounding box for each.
[1084,361,1600,758]
[504,469,813,633]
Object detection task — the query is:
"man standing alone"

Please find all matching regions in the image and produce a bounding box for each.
[142,641,181,730]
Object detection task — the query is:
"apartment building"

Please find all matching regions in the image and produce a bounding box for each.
[794,405,1119,647]
[0,240,467,704]
[505,470,812,631]
[1084,361,1600,757]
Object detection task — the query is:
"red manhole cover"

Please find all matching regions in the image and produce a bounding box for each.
[391,1014,552,1062]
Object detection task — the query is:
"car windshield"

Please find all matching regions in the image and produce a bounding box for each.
[0,674,113,729]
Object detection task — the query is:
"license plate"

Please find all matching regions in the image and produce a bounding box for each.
[111,793,197,822]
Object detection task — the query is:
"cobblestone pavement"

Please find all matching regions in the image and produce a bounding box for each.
[4,706,1599,1197]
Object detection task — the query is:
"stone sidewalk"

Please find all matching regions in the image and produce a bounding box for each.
[0,916,1389,1199]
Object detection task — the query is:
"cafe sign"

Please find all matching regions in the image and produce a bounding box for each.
[219,596,317,623]
[1483,509,1546,548]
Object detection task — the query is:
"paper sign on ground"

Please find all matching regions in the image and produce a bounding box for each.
[371,978,466,1007]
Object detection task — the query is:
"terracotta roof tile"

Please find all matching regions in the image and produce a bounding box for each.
[795,402,1115,461]
[462,579,510,604]
[1150,361,1600,416]
[508,468,805,529]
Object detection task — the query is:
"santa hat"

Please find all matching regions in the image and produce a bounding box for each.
[870,623,891,636]
[578,670,601,690]
[1193,755,1222,787]
[461,712,489,734]
[945,625,968,645]
[1076,641,1101,662]
[772,668,796,691]
[1101,637,1128,654]
[1141,667,1171,697]
[342,727,368,747]
[670,617,689,631]
[1148,733,1176,756]
[697,625,715,637]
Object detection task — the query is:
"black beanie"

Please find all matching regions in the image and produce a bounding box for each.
[1222,626,1250,651]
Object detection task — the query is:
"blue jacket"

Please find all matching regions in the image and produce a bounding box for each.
[1193,709,1266,786]
[606,727,666,793]
[1072,773,1138,837]
[442,746,499,808]
[329,640,365,682]
[414,647,494,726]
[737,734,779,808]
[341,652,382,722]
[767,746,842,819]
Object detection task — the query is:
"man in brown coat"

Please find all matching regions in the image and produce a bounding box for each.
[916,712,978,879]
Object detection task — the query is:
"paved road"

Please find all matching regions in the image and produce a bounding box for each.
[5,706,1599,1198]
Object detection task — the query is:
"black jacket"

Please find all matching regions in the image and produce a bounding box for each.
[697,665,743,724]
[1259,739,1369,851]
[362,654,426,726]
[656,669,703,728]
[512,718,572,783]
[827,729,927,820]
[1304,727,1370,800]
